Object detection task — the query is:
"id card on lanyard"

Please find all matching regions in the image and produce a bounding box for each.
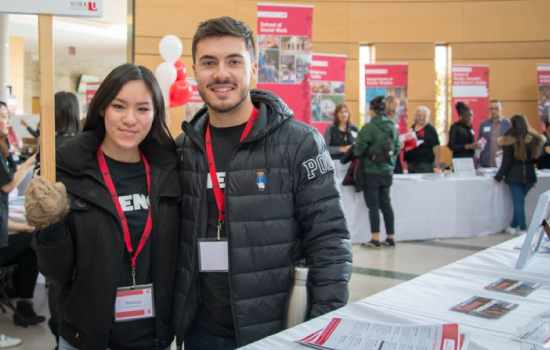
[96,146,155,321]
[198,107,258,273]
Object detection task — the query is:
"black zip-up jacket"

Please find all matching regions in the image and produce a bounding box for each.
[448,121,475,158]
[174,90,353,347]
[495,134,543,184]
[33,131,182,350]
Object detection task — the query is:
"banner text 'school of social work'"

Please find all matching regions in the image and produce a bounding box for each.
[452,65,489,138]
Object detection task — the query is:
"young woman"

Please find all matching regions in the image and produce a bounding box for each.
[448,102,483,159]
[494,114,544,235]
[323,104,359,160]
[55,91,81,147]
[0,101,38,347]
[404,106,441,173]
[25,64,181,350]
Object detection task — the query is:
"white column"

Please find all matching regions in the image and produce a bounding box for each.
[0,14,9,103]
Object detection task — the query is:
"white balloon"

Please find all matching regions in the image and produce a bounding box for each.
[155,62,177,95]
[159,35,183,64]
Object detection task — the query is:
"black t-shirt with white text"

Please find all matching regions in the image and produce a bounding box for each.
[104,155,155,350]
[197,122,247,337]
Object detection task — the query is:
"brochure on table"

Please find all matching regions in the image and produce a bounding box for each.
[452,158,476,178]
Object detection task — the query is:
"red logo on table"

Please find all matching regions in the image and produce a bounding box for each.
[88,2,98,11]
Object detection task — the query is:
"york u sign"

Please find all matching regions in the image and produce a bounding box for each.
[0,0,103,18]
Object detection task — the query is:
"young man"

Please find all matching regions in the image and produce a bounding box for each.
[477,100,511,168]
[174,17,352,350]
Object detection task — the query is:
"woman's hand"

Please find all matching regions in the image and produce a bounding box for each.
[20,118,28,127]
[25,153,37,166]
[545,146,550,154]
[25,176,70,230]
[493,178,499,185]
[466,142,483,150]
[339,145,352,153]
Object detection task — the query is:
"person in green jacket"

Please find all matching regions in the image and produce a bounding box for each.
[354,96,401,248]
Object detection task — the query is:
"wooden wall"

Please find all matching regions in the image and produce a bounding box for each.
[9,36,25,114]
[134,0,550,160]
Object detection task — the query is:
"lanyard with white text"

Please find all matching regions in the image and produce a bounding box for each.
[205,107,258,240]
[97,146,152,287]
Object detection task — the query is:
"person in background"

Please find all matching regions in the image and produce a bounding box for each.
[20,118,40,138]
[0,101,40,348]
[54,92,81,148]
[494,114,544,235]
[24,64,180,350]
[537,116,550,170]
[477,100,511,168]
[355,96,401,249]
[404,106,441,173]
[7,126,22,163]
[448,102,482,159]
[324,104,359,160]
[385,96,404,173]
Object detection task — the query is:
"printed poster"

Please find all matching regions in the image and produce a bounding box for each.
[310,53,347,135]
[257,3,313,124]
[184,78,205,122]
[364,63,408,134]
[538,64,550,132]
[452,65,489,138]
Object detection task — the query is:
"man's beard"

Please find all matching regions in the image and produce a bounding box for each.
[199,79,250,114]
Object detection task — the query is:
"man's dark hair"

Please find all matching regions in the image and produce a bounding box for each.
[192,16,256,64]
[490,99,502,106]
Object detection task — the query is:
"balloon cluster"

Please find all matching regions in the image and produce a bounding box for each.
[155,35,192,108]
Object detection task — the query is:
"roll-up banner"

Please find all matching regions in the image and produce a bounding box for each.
[452,65,489,137]
[184,78,205,122]
[310,53,347,134]
[364,63,408,134]
[0,0,103,17]
[538,64,550,132]
[257,3,313,124]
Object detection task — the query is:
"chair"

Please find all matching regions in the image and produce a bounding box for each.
[0,265,27,328]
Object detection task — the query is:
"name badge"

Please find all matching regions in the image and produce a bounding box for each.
[351,131,358,139]
[198,239,229,272]
[114,284,155,322]
[484,126,491,132]
[470,129,475,135]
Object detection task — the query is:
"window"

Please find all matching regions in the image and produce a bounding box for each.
[435,45,451,145]
[359,44,374,125]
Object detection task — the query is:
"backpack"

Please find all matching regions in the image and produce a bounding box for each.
[366,123,395,163]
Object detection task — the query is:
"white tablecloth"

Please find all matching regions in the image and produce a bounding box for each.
[241,235,550,350]
[334,161,550,243]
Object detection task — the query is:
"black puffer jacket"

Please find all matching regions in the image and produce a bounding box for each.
[495,134,543,184]
[34,131,182,350]
[174,90,353,347]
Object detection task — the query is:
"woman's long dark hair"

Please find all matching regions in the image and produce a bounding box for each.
[0,101,10,157]
[333,104,350,127]
[83,64,174,150]
[508,114,543,161]
[55,91,81,136]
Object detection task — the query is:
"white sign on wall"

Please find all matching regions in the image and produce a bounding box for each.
[0,0,103,18]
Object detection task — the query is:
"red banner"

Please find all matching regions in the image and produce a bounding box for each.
[452,65,489,137]
[257,3,313,124]
[184,77,205,122]
[310,53,347,135]
[538,64,550,131]
[364,63,408,135]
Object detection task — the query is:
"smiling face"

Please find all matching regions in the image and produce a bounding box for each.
[101,80,154,161]
[489,102,502,120]
[0,105,10,136]
[337,107,349,124]
[193,35,257,115]
[415,109,427,126]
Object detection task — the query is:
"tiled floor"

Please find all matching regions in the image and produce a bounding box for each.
[0,233,515,349]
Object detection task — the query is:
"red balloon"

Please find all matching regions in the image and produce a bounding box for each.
[169,80,192,107]
[174,61,187,82]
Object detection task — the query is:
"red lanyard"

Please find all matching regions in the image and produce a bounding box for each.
[97,146,152,286]
[205,107,258,239]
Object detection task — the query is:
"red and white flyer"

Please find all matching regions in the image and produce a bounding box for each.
[310,53,347,134]
[257,3,313,124]
[538,64,550,132]
[452,65,489,138]
[296,318,461,350]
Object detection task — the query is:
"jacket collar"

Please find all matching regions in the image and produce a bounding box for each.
[183,89,293,142]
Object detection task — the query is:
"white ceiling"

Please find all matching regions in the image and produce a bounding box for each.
[8,0,128,61]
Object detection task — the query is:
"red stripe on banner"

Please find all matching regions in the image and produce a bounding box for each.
[116,310,145,318]
[440,324,459,350]
[116,289,144,297]
[315,318,341,345]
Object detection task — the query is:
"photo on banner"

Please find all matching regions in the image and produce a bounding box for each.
[538,64,550,132]
[310,53,347,134]
[364,63,408,134]
[184,77,205,122]
[257,3,313,124]
[451,65,489,137]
